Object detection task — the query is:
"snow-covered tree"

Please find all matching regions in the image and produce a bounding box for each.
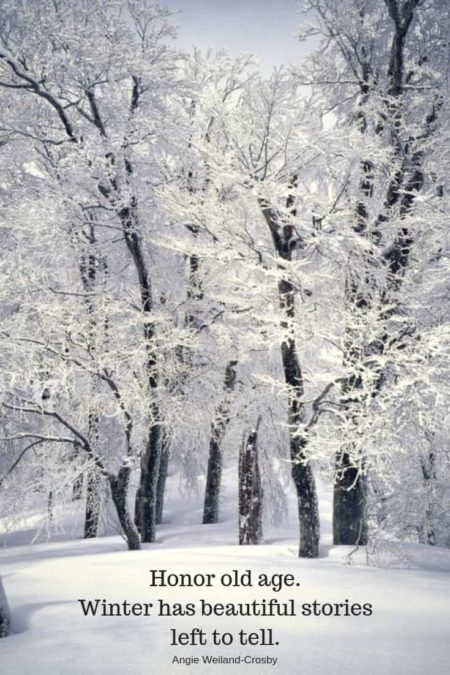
[297,0,450,545]
[0,0,185,548]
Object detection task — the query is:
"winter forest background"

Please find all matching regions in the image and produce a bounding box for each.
[0,0,450,671]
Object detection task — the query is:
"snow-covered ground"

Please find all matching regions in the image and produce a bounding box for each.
[1,469,449,675]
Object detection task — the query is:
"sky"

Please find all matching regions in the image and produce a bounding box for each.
[168,0,306,70]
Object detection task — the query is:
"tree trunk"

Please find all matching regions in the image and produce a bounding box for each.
[109,468,141,550]
[79,235,104,540]
[239,424,263,545]
[0,576,10,638]
[203,360,238,524]
[135,424,160,543]
[283,380,320,558]
[47,490,54,521]
[333,269,370,545]
[203,436,223,525]
[282,336,320,558]
[118,202,161,544]
[156,433,170,525]
[84,471,101,539]
[419,447,437,546]
[333,451,367,545]
[72,473,84,500]
[259,198,320,558]
[83,409,102,539]
[292,461,320,557]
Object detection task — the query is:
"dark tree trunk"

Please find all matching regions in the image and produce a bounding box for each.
[419,444,437,546]
[156,432,170,525]
[333,452,367,545]
[0,576,10,639]
[82,409,102,539]
[203,360,238,524]
[118,200,161,544]
[283,345,320,558]
[292,461,320,557]
[259,197,320,558]
[135,424,160,543]
[47,490,54,521]
[79,234,104,540]
[203,436,222,525]
[333,269,370,546]
[239,424,263,545]
[72,473,83,500]
[84,471,101,539]
[109,468,141,550]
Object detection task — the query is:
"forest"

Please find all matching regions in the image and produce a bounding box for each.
[0,0,449,640]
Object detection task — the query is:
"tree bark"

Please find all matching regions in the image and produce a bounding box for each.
[156,432,170,525]
[0,576,10,638]
[203,360,238,524]
[419,441,437,546]
[259,198,320,558]
[47,490,54,521]
[109,468,141,550]
[118,201,161,544]
[333,267,370,545]
[82,409,102,539]
[239,423,263,545]
[84,471,101,539]
[333,455,367,545]
[135,424,160,543]
[79,234,104,540]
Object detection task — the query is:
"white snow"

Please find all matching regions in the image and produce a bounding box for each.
[0,470,449,675]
